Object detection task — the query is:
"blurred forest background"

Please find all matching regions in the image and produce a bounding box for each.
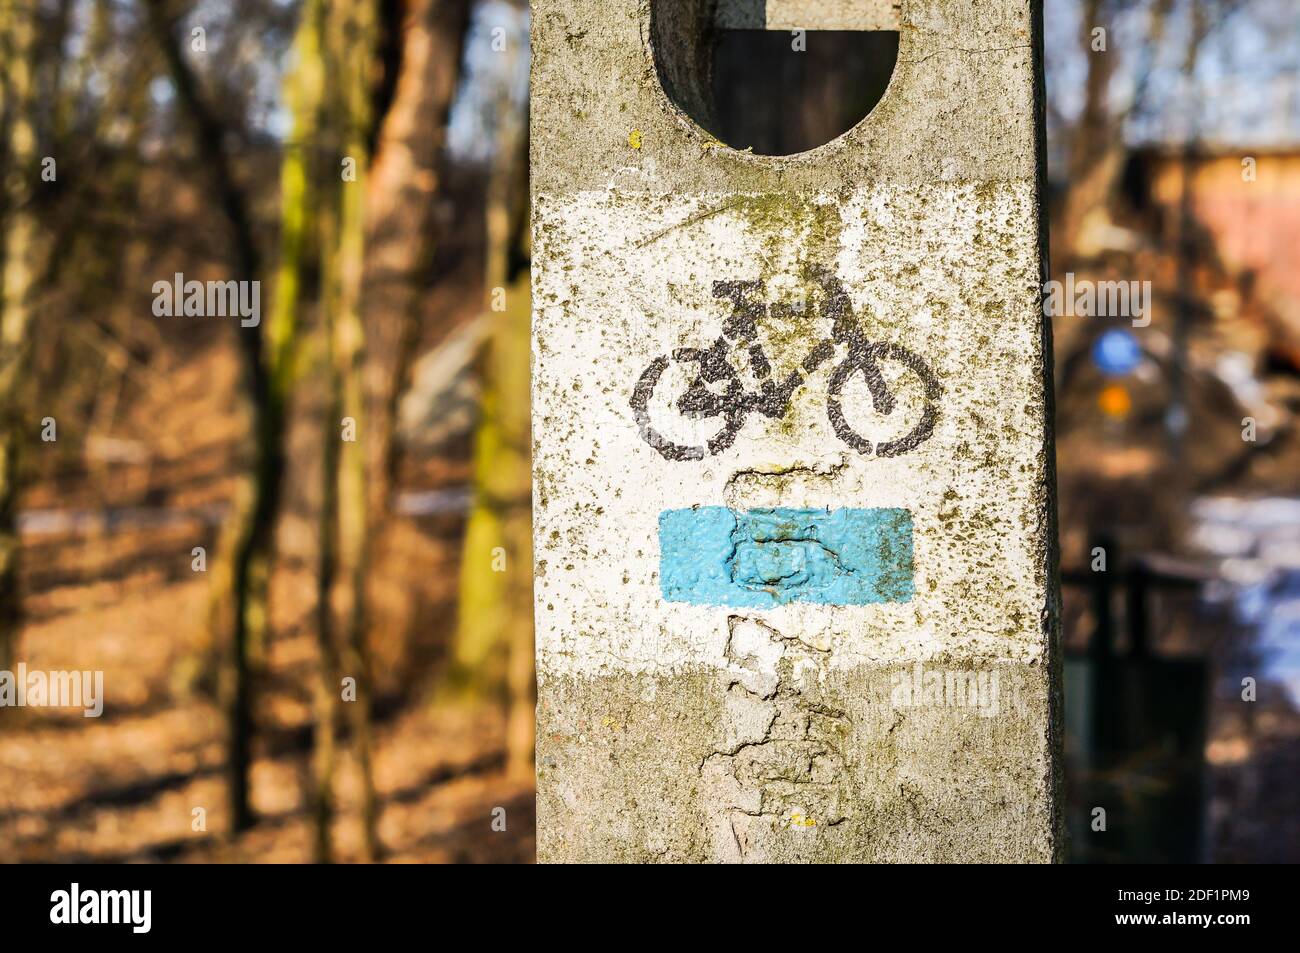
[0,0,1296,863]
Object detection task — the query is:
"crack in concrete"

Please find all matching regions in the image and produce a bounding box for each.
[702,616,853,860]
[906,43,1034,68]
[722,456,849,506]
[632,199,745,249]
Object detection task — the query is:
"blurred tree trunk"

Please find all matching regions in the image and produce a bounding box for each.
[314,0,472,863]
[1168,0,1210,460]
[498,256,535,780]
[321,0,381,862]
[363,0,472,526]
[0,0,40,673]
[1054,0,1172,270]
[144,0,276,835]
[454,19,534,777]
[316,187,342,861]
[1054,0,1118,269]
[266,0,337,864]
[311,0,472,859]
[456,265,532,772]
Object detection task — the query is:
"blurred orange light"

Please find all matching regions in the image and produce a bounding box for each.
[1098,383,1132,418]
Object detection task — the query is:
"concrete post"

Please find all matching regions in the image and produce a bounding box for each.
[532,0,1061,862]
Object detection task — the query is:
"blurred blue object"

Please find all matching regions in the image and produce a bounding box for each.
[1092,328,1143,377]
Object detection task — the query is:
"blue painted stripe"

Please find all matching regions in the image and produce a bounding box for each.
[659,506,914,607]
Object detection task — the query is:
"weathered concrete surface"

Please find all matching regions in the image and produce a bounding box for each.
[532,0,1061,862]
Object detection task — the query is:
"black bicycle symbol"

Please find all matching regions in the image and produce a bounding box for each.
[630,268,943,461]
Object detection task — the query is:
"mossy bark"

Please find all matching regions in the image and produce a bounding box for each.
[321,0,381,862]
[0,0,39,673]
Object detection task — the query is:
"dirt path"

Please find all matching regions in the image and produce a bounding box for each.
[0,573,534,864]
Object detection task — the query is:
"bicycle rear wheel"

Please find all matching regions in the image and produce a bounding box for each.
[826,342,942,457]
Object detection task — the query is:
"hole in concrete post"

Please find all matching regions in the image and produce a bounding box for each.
[650,0,899,156]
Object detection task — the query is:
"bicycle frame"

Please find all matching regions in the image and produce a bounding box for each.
[630,268,943,461]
